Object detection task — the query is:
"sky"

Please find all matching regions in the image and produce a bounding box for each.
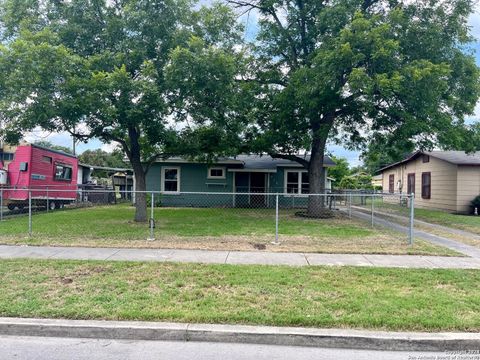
[24,6,480,167]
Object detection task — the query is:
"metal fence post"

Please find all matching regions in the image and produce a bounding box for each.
[148,192,155,241]
[348,192,352,218]
[409,193,414,245]
[0,187,3,222]
[371,193,374,227]
[272,194,279,245]
[28,190,32,237]
[46,187,49,212]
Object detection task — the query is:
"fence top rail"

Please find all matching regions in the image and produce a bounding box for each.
[0,187,413,198]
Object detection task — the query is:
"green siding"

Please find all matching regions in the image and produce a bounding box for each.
[145,162,327,208]
[146,163,235,193]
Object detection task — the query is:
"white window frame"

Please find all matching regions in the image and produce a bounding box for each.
[161,166,181,193]
[284,170,309,195]
[207,166,226,179]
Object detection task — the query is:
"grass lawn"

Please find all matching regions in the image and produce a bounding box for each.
[0,205,457,256]
[0,259,479,331]
[414,208,480,234]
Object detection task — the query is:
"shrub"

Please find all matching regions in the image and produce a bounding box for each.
[471,195,480,214]
[146,194,162,207]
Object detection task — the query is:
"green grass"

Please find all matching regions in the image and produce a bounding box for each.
[0,205,458,255]
[0,259,479,331]
[414,208,480,234]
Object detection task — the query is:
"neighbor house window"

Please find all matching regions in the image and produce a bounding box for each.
[207,167,225,179]
[54,164,72,181]
[285,170,309,194]
[407,173,415,194]
[162,167,180,193]
[388,174,395,193]
[421,172,431,199]
[422,154,430,163]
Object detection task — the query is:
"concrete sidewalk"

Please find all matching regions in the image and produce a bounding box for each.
[1,244,479,269]
[0,317,479,351]
[351,208,480,258]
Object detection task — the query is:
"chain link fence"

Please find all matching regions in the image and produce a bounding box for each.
[0,187,415,251]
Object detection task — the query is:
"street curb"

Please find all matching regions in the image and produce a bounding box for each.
[0,318,479,351]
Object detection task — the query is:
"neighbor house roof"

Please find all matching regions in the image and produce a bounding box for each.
[378,150,480,172]
[155,154,335,171]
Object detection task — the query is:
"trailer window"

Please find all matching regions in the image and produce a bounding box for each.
[55,164,72,181]
[42,156,52,164]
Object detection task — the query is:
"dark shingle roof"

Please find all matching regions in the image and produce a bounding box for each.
[424,151,480,165]
[155,154,335,169]
[379,150,480,172]
[234,154,335,170]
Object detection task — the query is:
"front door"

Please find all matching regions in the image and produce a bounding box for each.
[250,172,266,207]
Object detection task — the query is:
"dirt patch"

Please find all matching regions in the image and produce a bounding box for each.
[252,243,267,250]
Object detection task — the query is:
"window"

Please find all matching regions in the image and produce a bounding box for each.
[388,174,395,193]
[285,170,309,194]
[207,167,225,179]
[407,173,415,194]
[1,152,14,161]
[162,167,180,193]
[42,156,52,164]
[422,154,430,163]
[54,164,72,181]
[421,172,431,199]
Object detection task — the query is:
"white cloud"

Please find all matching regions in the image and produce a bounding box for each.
[101,142,119,153]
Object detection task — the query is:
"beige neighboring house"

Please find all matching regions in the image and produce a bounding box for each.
[379,151,480,213]
[372,174,383,188]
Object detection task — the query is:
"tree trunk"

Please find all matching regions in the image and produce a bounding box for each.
[127,126,148,222]
[132,162,148,222]
[307,117,332,217]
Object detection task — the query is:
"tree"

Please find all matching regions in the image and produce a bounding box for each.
[0,0,242,221]
[326,155,350,187]
[78,148,126,169]
[229,0,480,215]
[33,140,73,155]
[361,136,415,174]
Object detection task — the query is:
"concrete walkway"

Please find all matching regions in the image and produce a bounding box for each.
[1,245,480,269]
[351,209,480,258]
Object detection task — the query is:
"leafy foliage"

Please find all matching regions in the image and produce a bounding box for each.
[228,0,480,203]
[0,0,244,221]
[33,140,73,155]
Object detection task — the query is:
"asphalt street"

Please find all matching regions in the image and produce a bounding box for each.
[0,335,447,360]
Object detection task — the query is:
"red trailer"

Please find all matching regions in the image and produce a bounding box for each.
[0,144,78,210]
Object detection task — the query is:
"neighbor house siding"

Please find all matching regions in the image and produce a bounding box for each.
[456,166,480,213]
[382,156,458,212]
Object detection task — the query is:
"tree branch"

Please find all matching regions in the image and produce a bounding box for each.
[268,152,310,168]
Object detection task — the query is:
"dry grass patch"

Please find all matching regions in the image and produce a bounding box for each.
[0,205,459,256]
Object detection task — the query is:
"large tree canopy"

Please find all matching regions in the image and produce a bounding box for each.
[226,0,480,214]
[0,0,243,221]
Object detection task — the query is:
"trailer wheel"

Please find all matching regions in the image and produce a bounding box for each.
[48,201,56,211]
[7,204,15,211]
[54,202,62,210]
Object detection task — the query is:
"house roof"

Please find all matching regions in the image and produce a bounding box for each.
[378,150,480,172]
[79,163,133,173]
[233,154,335,170]
[155,154,335,170]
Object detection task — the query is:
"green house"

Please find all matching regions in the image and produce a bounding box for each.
[145,155,335,207]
